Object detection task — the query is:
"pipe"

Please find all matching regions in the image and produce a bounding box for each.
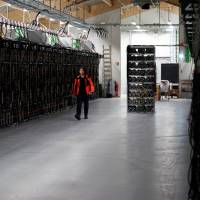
[88,23,180,26]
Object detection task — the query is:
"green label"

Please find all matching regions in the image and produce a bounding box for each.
[185,47,191,63]
[72,39,80,49]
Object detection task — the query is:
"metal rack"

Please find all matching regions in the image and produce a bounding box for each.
[127,45,156,112]
[0,38,100,128]
[182,0,200,199]
[0,17,58,36]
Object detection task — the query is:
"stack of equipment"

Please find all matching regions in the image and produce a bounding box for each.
[127,45,156,112]
[0,38,100,128]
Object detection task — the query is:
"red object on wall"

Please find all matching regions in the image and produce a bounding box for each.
[114,81,119,97]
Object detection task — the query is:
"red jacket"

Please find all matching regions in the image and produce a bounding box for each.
[72,75,95,96]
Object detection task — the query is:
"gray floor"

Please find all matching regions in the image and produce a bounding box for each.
[0,98,190,200]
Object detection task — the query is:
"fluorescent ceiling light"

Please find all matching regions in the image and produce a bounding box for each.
[60,21,65,25]
[131,29,148,32]
[83,30,87,32]
[136,25,140,29]
[168,20,172,25]
[23,9,28,12]
[50,18,55,21]
[100,22,106,24]
[7,3,11,7]
[68,24,73,28]
[131,21,136,25]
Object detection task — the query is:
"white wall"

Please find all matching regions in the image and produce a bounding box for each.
[122,7,179,25]
[120,8,179,95]
[86,10,121,94]
[86,7,193,96]
[121,30,178,94]
[87,31,110,84]
[179,62,194,80]
[86,9,121,24]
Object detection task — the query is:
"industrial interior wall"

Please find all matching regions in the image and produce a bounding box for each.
[86,9,121,95]
[120,9,180,95]
[122,7,179,25]
[87,31,109,84]
[121,31,174,94]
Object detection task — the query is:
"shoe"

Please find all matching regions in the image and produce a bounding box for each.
[84,116,88,119]
[75,114,81,120]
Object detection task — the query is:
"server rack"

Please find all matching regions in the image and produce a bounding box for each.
[0,38,101,128]
[127,45,156,112]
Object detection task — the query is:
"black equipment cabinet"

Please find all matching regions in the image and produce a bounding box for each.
[161,63,179,83]
[127,45,156,112]
[0,38,100,128]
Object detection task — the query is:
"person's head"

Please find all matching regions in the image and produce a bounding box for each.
[79,67,85,76]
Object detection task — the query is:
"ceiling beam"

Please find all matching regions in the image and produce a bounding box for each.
[86,0,131,17]
[0,0,180,24]
[102,0,113,7]
[117,0,125,6]
[161,0,180,7]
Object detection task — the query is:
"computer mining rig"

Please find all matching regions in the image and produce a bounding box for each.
[127,45,156,113]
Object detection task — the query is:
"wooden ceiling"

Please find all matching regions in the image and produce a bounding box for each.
[37,0,180,19]
[0,0,180,28]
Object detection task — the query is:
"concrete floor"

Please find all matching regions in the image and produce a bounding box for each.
[0,98,190,200]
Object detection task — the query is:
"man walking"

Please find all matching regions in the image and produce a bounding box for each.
[73,67,95,120]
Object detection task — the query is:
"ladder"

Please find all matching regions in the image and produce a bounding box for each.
[103,45,112,97]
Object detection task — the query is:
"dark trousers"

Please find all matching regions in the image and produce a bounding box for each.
[76,95,89,117]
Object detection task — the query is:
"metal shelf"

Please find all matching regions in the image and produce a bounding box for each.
[127,45,156,113]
